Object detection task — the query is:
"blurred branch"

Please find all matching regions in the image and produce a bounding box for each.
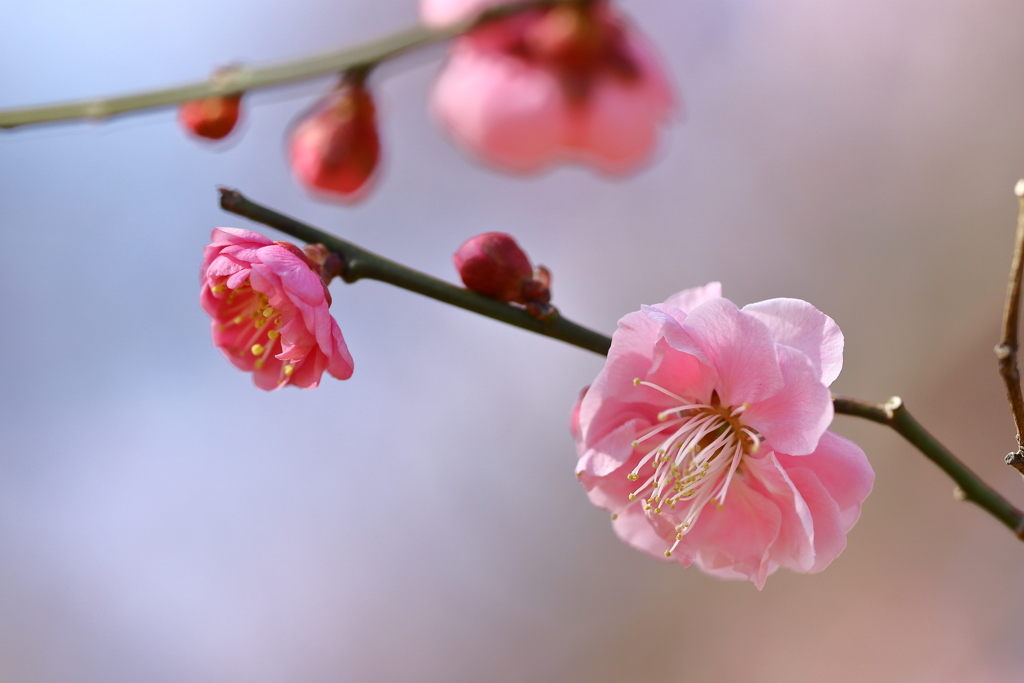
[833,396,1024,541]
[218,189,612,356]
[996,181,1024,476]
[0,0,568,129]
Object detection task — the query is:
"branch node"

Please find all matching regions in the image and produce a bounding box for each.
[883,395,903,419]
[953,486,967,501]
[1005,450,1024,475]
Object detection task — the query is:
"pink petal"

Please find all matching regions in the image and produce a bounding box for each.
[678,298,784,407]
[326,318,355,380]
[431,38,567,173]
[744,452,815,572]
[255,246,327,307]
[209,227,273,247]
[611,509,675,562]
[743,344,833,456]
[662,282,722,314]
[684,474,782,589]
[783,466,847,572]
[577,415,648,477]
[775,430,874,531]
[743,298,844,386]
[577,310,660,439]
[645,336,718,405]
[420,0,506,27]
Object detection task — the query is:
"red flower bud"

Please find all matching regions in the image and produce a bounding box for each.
[178,93,242,140]
[454,232,540,303]
[289,77,380,202]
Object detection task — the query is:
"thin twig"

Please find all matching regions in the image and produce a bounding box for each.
[218,189,612,356]
[0,0,569,129]
[834,396,1024,540]
[996,180,1024,475]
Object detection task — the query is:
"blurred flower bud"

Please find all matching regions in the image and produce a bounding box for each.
[289,75,380,202]
[178,93,243,140]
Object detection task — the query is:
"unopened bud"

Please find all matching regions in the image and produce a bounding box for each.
[178,93,243,140]
[454,233,535,303]
[289,75,380,202]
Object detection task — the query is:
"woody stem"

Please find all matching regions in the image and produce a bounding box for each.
[218,188,1024,543]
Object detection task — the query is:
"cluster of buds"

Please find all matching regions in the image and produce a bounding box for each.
[179,69,381,203]
[453,232,554,318]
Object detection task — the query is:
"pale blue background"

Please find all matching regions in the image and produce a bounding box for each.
[2,0,1024,681]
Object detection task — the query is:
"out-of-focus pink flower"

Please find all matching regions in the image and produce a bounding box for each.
[575,283,873,588]
[289,76,380,202]
[428,0,675,174]
[178,93,243,140]
[200,228,354,390]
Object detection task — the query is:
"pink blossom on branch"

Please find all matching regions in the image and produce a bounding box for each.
[200,228,354,390]
[427,0,675,174]
[575,283,873,588]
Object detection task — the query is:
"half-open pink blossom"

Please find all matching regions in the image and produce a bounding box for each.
[200,228,354,390]
[428,0,675,174]
[575,283,873,588]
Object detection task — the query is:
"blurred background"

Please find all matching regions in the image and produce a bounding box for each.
[3,0,1024,680]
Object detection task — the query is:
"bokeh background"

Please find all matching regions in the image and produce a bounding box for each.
[3,0,1024,680]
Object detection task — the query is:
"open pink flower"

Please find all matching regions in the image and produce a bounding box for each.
[427,0,674,174]
[200,228,354,390]
[575,283,873,588]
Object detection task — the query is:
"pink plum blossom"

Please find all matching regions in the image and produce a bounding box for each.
[574,283,873,588]
[427,0,675,174]
[200,228,354,390]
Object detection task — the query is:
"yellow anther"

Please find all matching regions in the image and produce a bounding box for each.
[676,533,683,540]
[251,344,265,356]
[267,330,279,339]
[664,550,672,557]
[633,378,641,386]
[628,493,636,501]
[254,360,264,370]
[233,316,244,324]
[263,307,276,318]
[652,481,659,488]
[576,471,583,479]
[611,514,618,520]
[654,508,662,514]
[283,364,295,376]
[631,440,639,448]
[211,284,226,293]
[627,473,639,481]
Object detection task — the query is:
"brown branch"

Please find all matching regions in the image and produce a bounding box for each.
[996,180,1024,476]
[833,396,1024,540]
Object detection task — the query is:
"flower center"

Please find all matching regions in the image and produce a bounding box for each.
[213,280,296,381]
[622,378,762,557]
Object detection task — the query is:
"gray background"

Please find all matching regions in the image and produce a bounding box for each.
[2,0,1024,680]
